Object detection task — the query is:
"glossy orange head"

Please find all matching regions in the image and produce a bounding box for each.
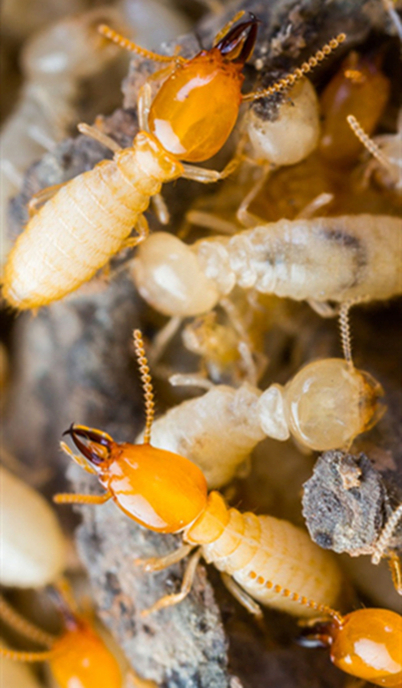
[148,16,259,162]
[51,616,122,688]
[299,608,402,686]
[65,425,208,533]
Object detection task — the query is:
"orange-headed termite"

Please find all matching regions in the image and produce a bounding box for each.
[54,330,342,619]
[1,15,346,311]
[0,583,123,688]
[254,580,402,686]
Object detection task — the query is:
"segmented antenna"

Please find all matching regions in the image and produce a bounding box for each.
[98,24,186,63]
[243,33,346,102]
[133,329,155,444]
[371,504,402,566]
[0,594,55,647]
[346,115,393,171]
[247,572,344,625]
[338,302,353,366]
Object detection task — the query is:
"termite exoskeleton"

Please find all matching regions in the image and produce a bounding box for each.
[1,14,346,311]
[131,214,402,322]
[262,584,402,686]
[54,330,342,618]
[319,51,390,166]
[0,584,123,688]
[0,465,66,587]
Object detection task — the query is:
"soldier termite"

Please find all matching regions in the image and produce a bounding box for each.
[0,465,66,588]
[0,584,123,688]
[276,587,401,686]
[1,14,346,311]
[131,214,402,323]
[54,330,342,619]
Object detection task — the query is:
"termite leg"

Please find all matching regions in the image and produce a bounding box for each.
[27,183,67,217]
[148,316,182,365]
[185,210,238,236]
[296,192,334,220]
[388,551,402,595]
[53,491,112,505]
[134,543,195,572]
[77,122,121,153]
[122,215,150,249]
[60,441,97,475]
[236,164,270,228]
[151,192,170,225]
[0,647,55,663]
[140,549,202,617]
[220,572,264,620]
[169,372,215,390]
[181,157,239,184]
[307,300,339,318]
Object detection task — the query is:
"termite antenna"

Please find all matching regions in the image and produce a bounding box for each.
[346,114,393,172]
[98,24,186,64]
[248,573,344,625]
[133,329,155,444]
[371,503,402,569]
[338,301,354,367]
[0,594,56,648]
[243,33,346,102]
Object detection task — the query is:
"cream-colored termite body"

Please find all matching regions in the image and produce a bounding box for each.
[132,214,402,318]
[2,132,183,310]
[182,491,342,618]
[137,357,383,488]
[0,465,67,587]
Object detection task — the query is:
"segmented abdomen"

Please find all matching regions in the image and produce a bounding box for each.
[202,507,341,616]
[2,132,183,310]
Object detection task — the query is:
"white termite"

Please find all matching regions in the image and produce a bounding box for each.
[136,356,384,489]
[131,214,402,320]
[0,465,67,587]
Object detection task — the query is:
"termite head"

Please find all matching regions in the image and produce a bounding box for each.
[299,609,402,686]
[148,14,259,162]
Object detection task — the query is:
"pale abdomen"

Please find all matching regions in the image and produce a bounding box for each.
[202,509,341,616]
[2,158,149,310]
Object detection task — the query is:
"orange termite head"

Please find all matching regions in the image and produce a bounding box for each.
[48,591,123,688]
[64,424,209,534]
[148,14,259,162]
[299,608,402,686]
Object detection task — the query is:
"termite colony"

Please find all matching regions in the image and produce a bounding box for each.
[0,1,401,687]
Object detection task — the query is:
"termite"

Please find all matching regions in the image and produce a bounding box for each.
[54,330,342,618]
[131,214,402,322]
[0,584,123,688]
[319,51,390,165]
[347,112,402,196]
[136,322,384,487]
[255,582,401,687]
[0,465,66,587]
[0,7,123,267]
[1,14,346,311]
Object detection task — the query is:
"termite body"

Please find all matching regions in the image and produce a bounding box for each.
[0,465,66,587]
[54,331,342,619]
[137,357,383,488]
[132,214,402,319]
[0,588,123,688]
[1,17,346,310]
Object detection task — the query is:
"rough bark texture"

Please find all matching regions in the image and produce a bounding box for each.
[2,1,401,686]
